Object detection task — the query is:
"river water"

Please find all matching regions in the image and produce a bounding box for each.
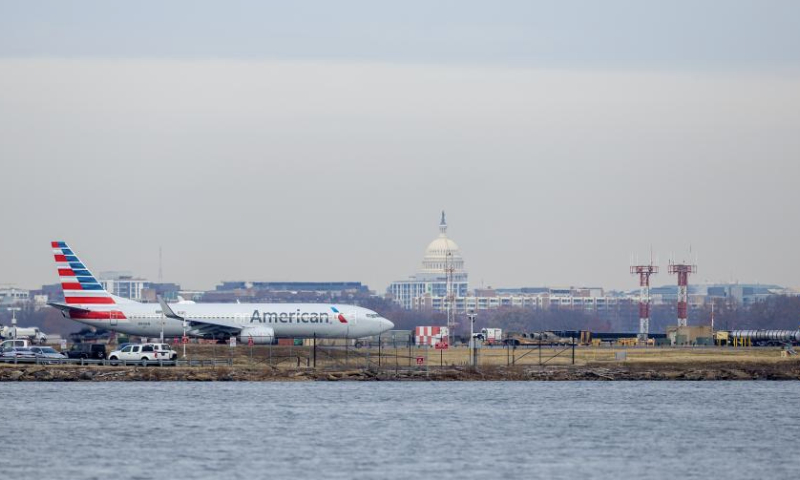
[1,382,798,479]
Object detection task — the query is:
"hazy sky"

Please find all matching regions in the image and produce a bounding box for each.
[1,1,799,292]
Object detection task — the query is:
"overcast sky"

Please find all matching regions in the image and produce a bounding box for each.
[1,1,799,292]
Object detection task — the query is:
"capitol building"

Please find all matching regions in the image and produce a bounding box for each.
[387,212,469,310]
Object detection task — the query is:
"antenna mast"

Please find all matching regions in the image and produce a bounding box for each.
[668,252,698,328]
[630,256,659,343]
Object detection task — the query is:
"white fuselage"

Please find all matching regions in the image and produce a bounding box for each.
[69,302,393,339]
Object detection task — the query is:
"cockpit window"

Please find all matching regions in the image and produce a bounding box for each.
[365,313,381,318]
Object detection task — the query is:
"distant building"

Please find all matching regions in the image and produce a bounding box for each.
[140,283,182,302]
[415,286,637,313]
[387,212,469,310]
[99,271,149,301]
[33,284,64,303]
[0,287,29,306]
[651,283,782,307]
[206,281,369,303]
[215,281,367,294]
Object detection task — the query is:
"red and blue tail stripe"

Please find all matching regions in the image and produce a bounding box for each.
[51,241,115,305]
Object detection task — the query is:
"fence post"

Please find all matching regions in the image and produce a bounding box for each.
[572,337,576,365]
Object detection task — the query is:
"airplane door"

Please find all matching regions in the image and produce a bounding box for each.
[347,311,357,337]
[109,310,119,327]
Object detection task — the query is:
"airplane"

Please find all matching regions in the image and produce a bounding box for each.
[47,241,394,343]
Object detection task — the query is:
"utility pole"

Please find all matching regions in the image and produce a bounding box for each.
[445,250,455,345]
[467,309,477,367]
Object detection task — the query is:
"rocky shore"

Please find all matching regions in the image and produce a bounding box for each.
[2,361,800,381]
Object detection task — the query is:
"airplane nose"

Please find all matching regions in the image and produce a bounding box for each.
[382,318,394,330]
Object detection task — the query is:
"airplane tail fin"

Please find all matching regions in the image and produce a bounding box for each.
[51,241,137,306]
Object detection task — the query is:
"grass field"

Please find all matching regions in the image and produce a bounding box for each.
[3,344,798,382]
[174,343,794,370]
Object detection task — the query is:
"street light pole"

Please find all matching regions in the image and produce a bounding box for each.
[7,307,21,338]
[467,309,477,367]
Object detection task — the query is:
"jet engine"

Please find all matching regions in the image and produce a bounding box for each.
[237,326,276,345]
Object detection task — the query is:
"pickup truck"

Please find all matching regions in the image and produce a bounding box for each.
[108,343,178,365]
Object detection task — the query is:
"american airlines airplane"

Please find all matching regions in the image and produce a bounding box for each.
[47,241,394,343]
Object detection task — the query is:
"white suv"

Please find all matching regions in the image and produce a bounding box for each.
[108,343,178,364]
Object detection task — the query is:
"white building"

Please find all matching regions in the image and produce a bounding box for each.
[99,271,149,301]
[414,287,638,313]
[0,287,29,306]
[388,212,469,309]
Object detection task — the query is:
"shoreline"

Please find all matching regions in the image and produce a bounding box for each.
[2,361,800,381]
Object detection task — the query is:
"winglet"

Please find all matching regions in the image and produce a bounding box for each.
[158,295,182,320]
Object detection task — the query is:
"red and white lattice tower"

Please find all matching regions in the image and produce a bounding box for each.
[630,263,658,342]
[668,261,697,327]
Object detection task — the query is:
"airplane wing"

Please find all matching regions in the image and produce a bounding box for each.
[47,302,92,314]
[158,296,242,337]
[183,318,242,337]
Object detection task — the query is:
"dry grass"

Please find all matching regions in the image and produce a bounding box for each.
[173,344,794,369]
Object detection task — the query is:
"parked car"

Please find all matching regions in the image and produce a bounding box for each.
[0,347,37,362]
[108,343,177,365]
[30,346,67,362]
[66,343,107,360]
[0,339,31,352]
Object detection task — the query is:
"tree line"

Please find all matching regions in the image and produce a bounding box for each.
[2,294,798,337]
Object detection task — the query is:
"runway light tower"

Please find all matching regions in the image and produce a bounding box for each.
[669,260,697,327]
[445,249,455,345]
[441,211,457,345]
[630,263,658,342]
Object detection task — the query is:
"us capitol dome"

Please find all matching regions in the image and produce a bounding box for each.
[387,211,469,310]
[420,211,466,274]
